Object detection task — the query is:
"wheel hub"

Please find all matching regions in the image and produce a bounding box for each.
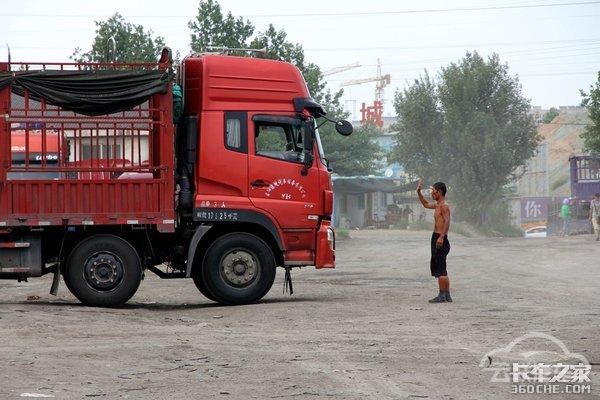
[221,250,257,287]
[84,253,123,291]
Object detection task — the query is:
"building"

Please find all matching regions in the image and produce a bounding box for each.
[511,108,590,232]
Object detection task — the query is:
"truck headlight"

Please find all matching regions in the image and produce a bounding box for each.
[327,227,335,250]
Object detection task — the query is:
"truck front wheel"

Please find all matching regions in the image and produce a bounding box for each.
[65,235,142,307]
[192,271,217,301]
[201,233,276,305]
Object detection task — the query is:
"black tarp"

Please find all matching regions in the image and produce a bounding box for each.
[333,177,418,194]
[0,69,170,116]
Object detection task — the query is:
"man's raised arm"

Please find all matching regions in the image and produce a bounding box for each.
[417,179,436,209]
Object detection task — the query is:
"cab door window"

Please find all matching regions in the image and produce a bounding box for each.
[224,111,248,153]
[253,116,304,163]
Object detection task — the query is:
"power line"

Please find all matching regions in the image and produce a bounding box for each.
[542,122,591,125]
[2,1,599,19]
[247,1,600,17]
[11,38,600,56]
[519,70,598,77]
[304,38,600,52]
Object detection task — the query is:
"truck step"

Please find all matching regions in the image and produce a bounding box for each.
[0,267,30,273]
[0,242,31,248]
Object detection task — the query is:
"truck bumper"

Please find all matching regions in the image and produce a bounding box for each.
[315,220,335,269]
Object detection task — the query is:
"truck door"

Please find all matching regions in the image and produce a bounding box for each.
[248,114,320,229]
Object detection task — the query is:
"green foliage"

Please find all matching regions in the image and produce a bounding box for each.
[336,229,351,240]
[551,175,569,191]
[449,222,473,238]
[188,0,254,53]
[408,219,430,231]
[249,25,326,104]
[188,2,326,103]
[390,72,443,181]
[542,107,560,123]
[390,52,540,225]
[320,122,383,176]
[391,220,408,230]
[580,71,600,152]
[255,126,288,152]
[72,13,165,63]
[481,199,523,237]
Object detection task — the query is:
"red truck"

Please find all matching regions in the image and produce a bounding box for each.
[0,48,351,307]
[9,128,63,180]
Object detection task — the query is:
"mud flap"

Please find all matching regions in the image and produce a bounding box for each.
[283,266,293,295]
[50,265,60,296]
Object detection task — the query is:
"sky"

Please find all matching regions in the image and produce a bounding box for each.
[2,0,599,121]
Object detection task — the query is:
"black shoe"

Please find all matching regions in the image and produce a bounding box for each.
[429,294,446,303]
[445,292,453,302]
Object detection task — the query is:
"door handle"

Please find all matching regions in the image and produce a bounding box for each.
[251,179,270,187]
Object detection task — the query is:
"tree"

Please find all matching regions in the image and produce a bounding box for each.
[188,3,327,106]
[188,0,378,175]
[390,52,540,225]
[542,107,560,124]
[188,0,254,53]
[249,25,326,104]
[580,71,600,153]
[72,13,165,63]
[320,122,383,176]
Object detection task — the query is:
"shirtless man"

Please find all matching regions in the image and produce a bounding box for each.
[417,180,452,303]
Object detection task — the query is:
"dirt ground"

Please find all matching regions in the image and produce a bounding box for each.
[1,229,599,400]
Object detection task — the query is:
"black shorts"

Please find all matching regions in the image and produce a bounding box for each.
[430,233,450,277]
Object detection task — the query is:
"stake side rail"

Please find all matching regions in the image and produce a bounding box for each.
[0,61,175,232]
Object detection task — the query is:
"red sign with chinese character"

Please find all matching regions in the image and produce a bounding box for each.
[360,100,384,127]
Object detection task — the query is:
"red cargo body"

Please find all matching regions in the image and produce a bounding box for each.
[0,62,175,232]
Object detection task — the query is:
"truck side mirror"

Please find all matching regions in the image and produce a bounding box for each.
[335,120,353,136]
[315,115,353,136]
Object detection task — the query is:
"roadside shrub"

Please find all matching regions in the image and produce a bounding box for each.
[409,219,430,231]
[474,199,523,237]
[451,222,474,238]
[483,223,524,237]
[336,229,350,240]
[551,176,569,191]
[391,220,408,230]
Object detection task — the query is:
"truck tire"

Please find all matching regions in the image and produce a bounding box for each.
[65,235,142,307]
[192,271,217,302]
[202,233,276,305]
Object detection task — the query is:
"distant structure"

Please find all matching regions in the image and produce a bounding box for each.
[340,59,391,128]
[322,62,361,77]
[511,107,590,232]
[334,106,592,231]
[516,107,587,198]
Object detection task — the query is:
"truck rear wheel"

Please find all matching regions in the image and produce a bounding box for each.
[201,233,276,305]
[65,235,142,307]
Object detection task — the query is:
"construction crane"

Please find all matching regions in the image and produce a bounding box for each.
[339,59,391,127]
[339,59,390,102]
[322,62,361,77]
